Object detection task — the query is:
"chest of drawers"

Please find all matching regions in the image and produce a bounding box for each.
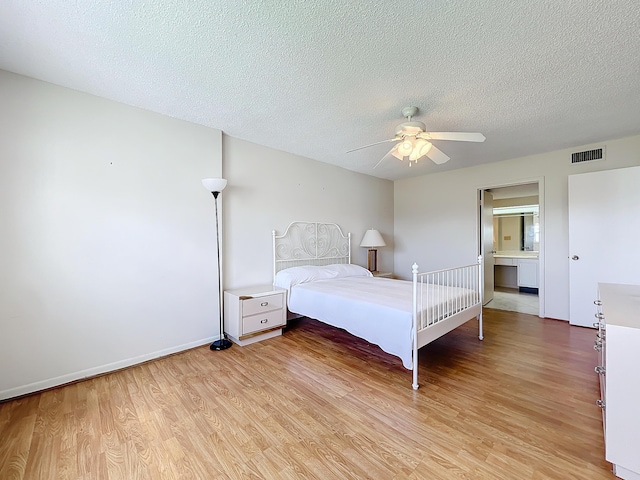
[224,285,287,346]
[596,283,640,480]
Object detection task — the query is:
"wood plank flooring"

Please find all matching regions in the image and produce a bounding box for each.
[0,308,614,479]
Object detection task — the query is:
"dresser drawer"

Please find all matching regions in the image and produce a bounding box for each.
[242,293,284,316]
[243,309,286,335]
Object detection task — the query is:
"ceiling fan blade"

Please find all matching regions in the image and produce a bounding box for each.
[421,132,486,142]
[346,137,399,153]
[426,144,450,164]
[373,144,398,169]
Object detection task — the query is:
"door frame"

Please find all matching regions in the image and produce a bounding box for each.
[476,176,545,318]
[479,189,495,305]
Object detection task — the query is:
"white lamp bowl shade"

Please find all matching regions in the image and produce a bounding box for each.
[397,139,414,156]
[411,139,432,161]
[360,229,386,248]
[202,178,228,193]
[390,144,403,161]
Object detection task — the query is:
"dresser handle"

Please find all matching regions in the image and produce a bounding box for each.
[594,300,602,306]
[596,399,605,409]
[594,366,605,375]
[260,302,269,306]
[594,342,602,352]
[594,312,604,319]
[260,319,268,324]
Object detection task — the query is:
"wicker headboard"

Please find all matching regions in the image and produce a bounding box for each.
[272,222,351,279]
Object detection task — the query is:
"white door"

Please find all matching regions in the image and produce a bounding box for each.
[481,190,494,304]
[568,166,640,327]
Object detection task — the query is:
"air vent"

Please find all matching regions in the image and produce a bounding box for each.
[571,147,604,164]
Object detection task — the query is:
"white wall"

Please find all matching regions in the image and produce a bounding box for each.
[6,68,631,398]
[0,71,223,399]
[222,136,394,289]
[394,135,640,320]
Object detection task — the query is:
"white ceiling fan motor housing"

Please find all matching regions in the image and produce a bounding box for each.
[395,121,427,137]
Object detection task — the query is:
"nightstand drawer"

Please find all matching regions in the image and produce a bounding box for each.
[243,309,286,335]
[242,293,283,316]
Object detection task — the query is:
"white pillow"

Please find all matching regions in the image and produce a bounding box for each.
[273,263,372,290]
[273,265,331,290]
[323,263,373,279]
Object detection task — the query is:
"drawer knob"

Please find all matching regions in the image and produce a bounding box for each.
[594,342,602,352]
[260,319,268,324]
[261,301,269,306]
[594,312,604,319]
[594,300,602,306]
[594,365,605,375]
[596,399,605,409]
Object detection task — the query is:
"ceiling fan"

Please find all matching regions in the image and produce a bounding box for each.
[347,106,486,168]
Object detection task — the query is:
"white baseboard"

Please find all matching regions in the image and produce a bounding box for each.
[0,336,216,401]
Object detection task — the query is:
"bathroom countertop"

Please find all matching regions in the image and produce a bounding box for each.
[493,252,539,259]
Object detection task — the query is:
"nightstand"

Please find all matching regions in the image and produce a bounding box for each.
[224,285,287,346]
[372,271,394,278]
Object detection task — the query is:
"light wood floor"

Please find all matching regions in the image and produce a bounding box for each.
[1,309,614,479]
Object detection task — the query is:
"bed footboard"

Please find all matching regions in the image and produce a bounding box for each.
[411,256,483,389]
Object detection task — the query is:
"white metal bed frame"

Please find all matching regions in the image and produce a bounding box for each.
[273,221,351,275]
[273,221,483,389]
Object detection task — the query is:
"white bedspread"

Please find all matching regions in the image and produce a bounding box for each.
[287,276,478,369]
[288,276,415,368]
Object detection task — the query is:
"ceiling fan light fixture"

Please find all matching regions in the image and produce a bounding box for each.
[413,139,432,159]
[391,150,410,162]
[398,139,413,156]
[349,106,485,169]
[389,143,400,161]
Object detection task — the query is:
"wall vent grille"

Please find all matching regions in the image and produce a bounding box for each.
[571,147,604,164]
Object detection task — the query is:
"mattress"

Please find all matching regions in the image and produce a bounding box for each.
[287,275,478,369]
[288,277,416,368]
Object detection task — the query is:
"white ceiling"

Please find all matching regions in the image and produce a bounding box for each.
[1,1,639,181]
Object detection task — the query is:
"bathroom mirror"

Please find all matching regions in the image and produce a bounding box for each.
[493,205,539,252]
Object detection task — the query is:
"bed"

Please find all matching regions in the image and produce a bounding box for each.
[272,221,483,389]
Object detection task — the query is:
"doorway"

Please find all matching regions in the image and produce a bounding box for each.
[479,181,543,317]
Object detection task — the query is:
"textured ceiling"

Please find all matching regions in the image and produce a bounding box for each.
[1,0,639,181]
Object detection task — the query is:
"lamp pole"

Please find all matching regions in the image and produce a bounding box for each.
[202,178,231,351]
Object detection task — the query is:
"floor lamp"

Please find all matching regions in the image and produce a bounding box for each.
[202,178,232,351]
[360,229,386,272]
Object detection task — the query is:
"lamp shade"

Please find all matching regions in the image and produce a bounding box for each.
[397,139,414,156]
[360,229,386,248]
[411,139,432,161]
[390,144,404,161]
[202,178,228,193]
